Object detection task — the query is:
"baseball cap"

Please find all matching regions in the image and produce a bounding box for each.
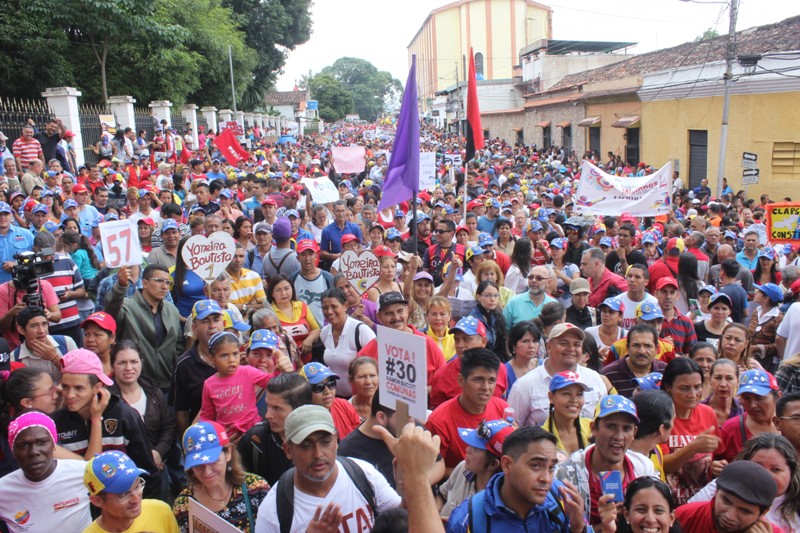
[394,209,405,219]
[84,451,148,495]
[81,311,117,334]
[254,222,273,234]
[549,237,568,250]
[413,271,434,283]
[599,296,622,312]
[477,233,494,248]
[594,394,639,423]
[458,419,514,457]
[284,405,337,444]
[272,217,292,240]
[465,245,486,263]
[182,421,231,470]
[636,301,664,321]
[385,228,402,241]
[709,292,733,309]
[755,283,783,304]
[547,322,586,342]
[724,230,738,240]
[378,291,408,311]
[72,183,88,194]
[161,219,180,233]
[61,349,113,386]
[449,316,486,338]
[296,239,318,254]
[222,310,250,332]
[698,284,717,296]
[285,209,300,219]
[655,277,679,291]
[299,362,340,385]
[63,199,78,209]
[632,372,663,391]
[261,197,277,207]
[758,248,776,261]
[137,217,155,227]
[443,261,463,282]
[248,329,281,350]
[641,233,657,245]
[570,278,590,295]
[373,245,396,258]
[736,369,779,397]
[549,371,590,392]
[666,237,685,254]
[716,461,778,508]
[31,203,48,215]
[341,233,360,245]
[599,236,613,248]
[191,299,223,321]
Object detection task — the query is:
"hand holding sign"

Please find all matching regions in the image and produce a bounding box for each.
[181,231,236,284]
[340,249,380,295]
[378,325,428,421]
[100,220,143,268]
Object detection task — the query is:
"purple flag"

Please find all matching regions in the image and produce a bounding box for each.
[378,55,420,211]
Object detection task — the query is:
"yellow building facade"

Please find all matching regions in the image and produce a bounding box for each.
[408,0,552,110]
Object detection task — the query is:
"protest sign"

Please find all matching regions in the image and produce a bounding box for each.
[188,498,243,533]
[263,135,279,144]
[363,129,376,141]
[331,146,366,174]
[340,249,380,295]
[225,121,243,136]
[301,177,339,205]
[443,153,463,167]
[765,202,800,244]
[99,114,116,133]
[99,220,143,268]
[181,231,236,284]
[377,325,427,421]
[419,152,436,191]
[573,160,673,217]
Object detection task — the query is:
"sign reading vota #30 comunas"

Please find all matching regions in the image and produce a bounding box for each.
[377,325,427,421]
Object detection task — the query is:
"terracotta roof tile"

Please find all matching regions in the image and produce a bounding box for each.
[264,90,308,106]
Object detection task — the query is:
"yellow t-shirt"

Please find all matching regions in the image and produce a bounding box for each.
[427,329,457,362]
[541,416,593,459]
[82,500,179,533]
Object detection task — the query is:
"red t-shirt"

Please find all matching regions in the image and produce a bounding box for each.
[490,250,511,275]
[429,356,508,410]
[585,447,636,526]
[330,398,361,440]
[426,395,509,468]
[717,413,754,463]
[358,325,446,383]
[676,499,786,533]
[661,404,724,505]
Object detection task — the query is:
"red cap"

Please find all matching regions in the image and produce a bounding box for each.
[98,160,112,168]
[72,184,88,194]
[261,197,277,206]
[456,225,469,234]
[282,190,299,200]
[296,239,318,254]
[23,200,37,212]
[656,276,679,291]
[791,279,800,294]
[467,200,482,210]
[81,311,117,334]
[64,130,75,138]
[137,217,155,227]
[372,245,397,258]
[341,234,359,245]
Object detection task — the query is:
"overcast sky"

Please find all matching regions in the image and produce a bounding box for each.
[276,0,798,91]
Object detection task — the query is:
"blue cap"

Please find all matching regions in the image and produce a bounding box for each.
[137,188,151,197]
[549,237,568,250]
[219,189,233,199]
[599,297,622,312]
[285,209,300,218]
[478,233,494,247]
[549,371,590,392]
[223,310,250,332]
[698,284,717,295]
[43,221,58,233]
[487,198,500,209]
[385,228,402,241]
[783,244,794,255]
[527,220,543,232]
[737,369,779,397]
[636,301,664,321]
[161,219,179,233]
[449,316,486,337]
[755,283,783,304]
[466,245,486,262]
[595,394,639,423]
[104,212,119,222]
[41,189,54,198]
[458,420,514,457]
[394,209,405,219]
[46,170,58,177]
[443,262,463,282]
[416,212,431,223]
[444,205,456,215]
[63,199,78,209]
[599,236,613,248]
[724,230,738,240]
[248,329,281,350]
[182,421,230,470]
[709,292,733,309]
[90,215,103,228]
[31,203,48,214]
[632,372,663,391]
[434,201,446,208]
[189,204,204,214]
[300,362,340,385]
[191,299,223,321]
[641,233,656,245]
[83,451,148,496]
[758,248,776,261]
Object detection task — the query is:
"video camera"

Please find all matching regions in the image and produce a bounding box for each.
[11,250,55,309]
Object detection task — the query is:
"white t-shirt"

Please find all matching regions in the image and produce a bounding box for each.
[0,459,91,533]
[255,458,401,533]
[508,364,607,427]
[777,303,800,361]
[618,292,658,330]
[321,317,377,397]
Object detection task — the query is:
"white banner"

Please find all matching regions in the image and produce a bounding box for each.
[301,177,340,205]
[331,146,366,174]
[573,161,673,217]
[377,325,428,421]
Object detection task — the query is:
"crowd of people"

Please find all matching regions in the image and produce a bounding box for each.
[0,115,799,533]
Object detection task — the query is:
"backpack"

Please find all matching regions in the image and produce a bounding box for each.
[260,250,292,285]
[13,335,69,361]
[276,456,376,533]
[467,483,568,533]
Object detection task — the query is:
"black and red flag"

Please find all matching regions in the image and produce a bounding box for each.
[465,47,485,162]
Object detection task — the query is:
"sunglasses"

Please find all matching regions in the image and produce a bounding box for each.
[435,229,452,234]
[311,379,337,394]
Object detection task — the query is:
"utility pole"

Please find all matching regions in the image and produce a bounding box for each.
[715,0,738,199]
[454,61,460,137]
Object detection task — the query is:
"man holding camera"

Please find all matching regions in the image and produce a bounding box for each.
[0,201,34,284]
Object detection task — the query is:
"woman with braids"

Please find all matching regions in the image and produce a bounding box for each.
[689,433,800,532]
[542,371,592,462]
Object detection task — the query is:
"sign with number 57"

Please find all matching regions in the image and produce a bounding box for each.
[99,220,143,268]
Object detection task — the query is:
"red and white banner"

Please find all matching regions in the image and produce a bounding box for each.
[332,146,366,174]
[214,129,250,164]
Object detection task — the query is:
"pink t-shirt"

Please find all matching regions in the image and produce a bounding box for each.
[199,365,275,434]
[0,279,59,350]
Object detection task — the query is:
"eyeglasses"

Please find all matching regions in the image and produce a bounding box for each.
[311,379,337,394]
[145,277,170,285]
[527,275,550,281]
[480,293,500,299]
[106,478,145,504]
[435,229,452,234]
[29,385,58,400]
[779,416,800,423]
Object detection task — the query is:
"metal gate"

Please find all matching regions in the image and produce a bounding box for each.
[625,128,640,166]
[79,103,113,166]
[688,130,708,189]
[0,97,55,150]
[589,127,601,157]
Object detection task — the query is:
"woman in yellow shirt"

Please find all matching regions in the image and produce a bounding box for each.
[542,371,593,462]
[426,296,456,362]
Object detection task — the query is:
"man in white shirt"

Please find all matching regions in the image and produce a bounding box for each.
[0,412,91,532]
[255,405,401,533]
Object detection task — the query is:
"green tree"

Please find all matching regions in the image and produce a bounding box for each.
[319,58,402,122]
[28,0,185,103]
[695,28,720,41]
[308,75,354,123]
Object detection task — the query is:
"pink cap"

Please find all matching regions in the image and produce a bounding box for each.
[61,349,113,386]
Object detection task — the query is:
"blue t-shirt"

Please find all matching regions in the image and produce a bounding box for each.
[320,221,362,255]
[175,269,206,318]
[0,227,34,284]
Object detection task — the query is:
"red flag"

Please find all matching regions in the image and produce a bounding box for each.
[180,146,192,165]
[465,47,484,163]
[214,129,250,164]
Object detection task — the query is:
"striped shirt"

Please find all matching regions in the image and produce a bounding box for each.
[661,311,697,355]
[229,268,266,307]
[11,137,42,169]
[42,254,83,333]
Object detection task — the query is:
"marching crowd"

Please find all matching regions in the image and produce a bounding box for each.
[0,116,799,533]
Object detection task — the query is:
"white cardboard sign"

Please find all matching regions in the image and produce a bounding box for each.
[188,498,243,533]
[99,219,143,268]
[181,231,236,284]
[301,177,340,205]
[340,249,380,295]
[377,325,428,421]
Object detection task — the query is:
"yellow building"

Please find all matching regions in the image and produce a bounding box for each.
[408,0,552,110]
